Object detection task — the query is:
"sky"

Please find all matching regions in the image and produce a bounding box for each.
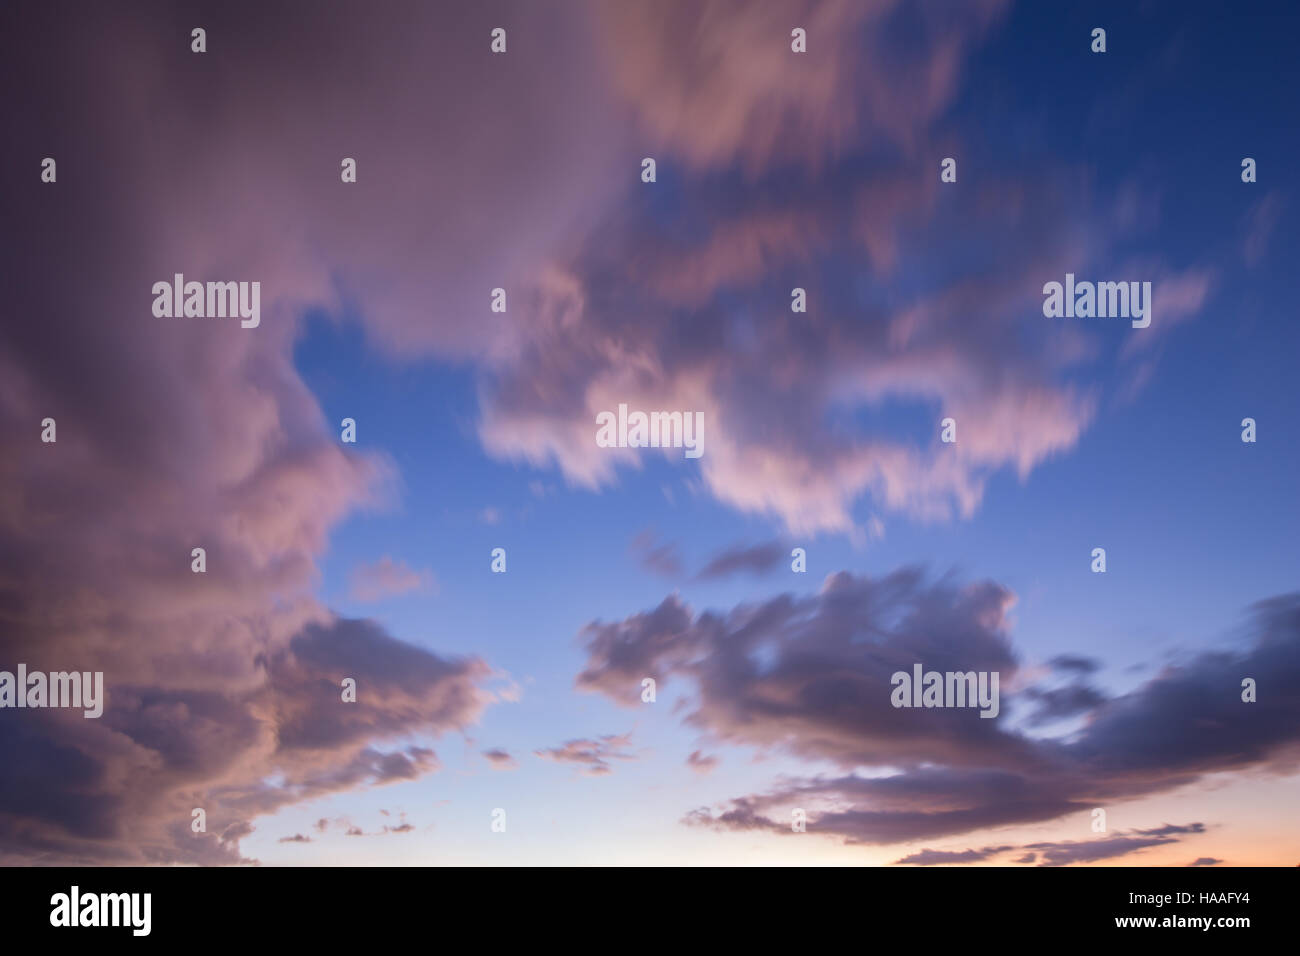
[1,0,1297,867]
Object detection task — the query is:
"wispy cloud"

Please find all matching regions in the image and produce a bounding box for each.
[696,540,787,580]
[893,825,1207,866]
[482,748,518,771]
[686,751,720,774]
[894,845,1014,866]
[535,732,637,776]
[349,556,437,601]
[630,529,684,577]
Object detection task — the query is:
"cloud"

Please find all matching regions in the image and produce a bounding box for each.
[893,844,1013,866]
[381,814,416,835]
[478,168,1112,534]
[686,750,720,774]
[1048,655,1102,676]
[466,6,1211,538]
[580,569,1024,770]
[594,0,1010,175]
[349,556,436,602]
[2,1,577,864]
[278,834,312,844]
[1132,823,1207,838]
[0,0,1233,864]
[1024,826,1203,867]
[1120,267,1214,357]
[220,822,255,845]
[683,770,1081,846]
[458,1,1156,536]
[267,621,487,754]
[1242,193,1283,266]
[1020,682,1107,725]
[14,0,1193,542]
[482,748,518,771]
[534,732,637,776]
[582,573,1300,848]
[696,540,787,580]
[894,826,1206,867]
[1188,857,1222,867]
[630,529,684,577]
[0,604,490,863]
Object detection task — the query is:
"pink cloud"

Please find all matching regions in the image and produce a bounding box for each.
[534,732,637,776]
[594,0,1010,175]
[349,556,436,602]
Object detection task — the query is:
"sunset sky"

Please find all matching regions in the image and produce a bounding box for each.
[1,0,1297,866]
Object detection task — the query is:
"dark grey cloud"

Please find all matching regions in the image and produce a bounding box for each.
[576,596,696,704]
[269,620,487,753]
[1021,682,1107,725]
[0,616,490,864]
[585,575,1300,849]
[581,568,1027,770]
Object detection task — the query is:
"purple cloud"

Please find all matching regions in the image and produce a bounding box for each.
[582,573,1300,848]
[696,540,788,580]
[894,844,1014,866]
[482,748,518,771]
